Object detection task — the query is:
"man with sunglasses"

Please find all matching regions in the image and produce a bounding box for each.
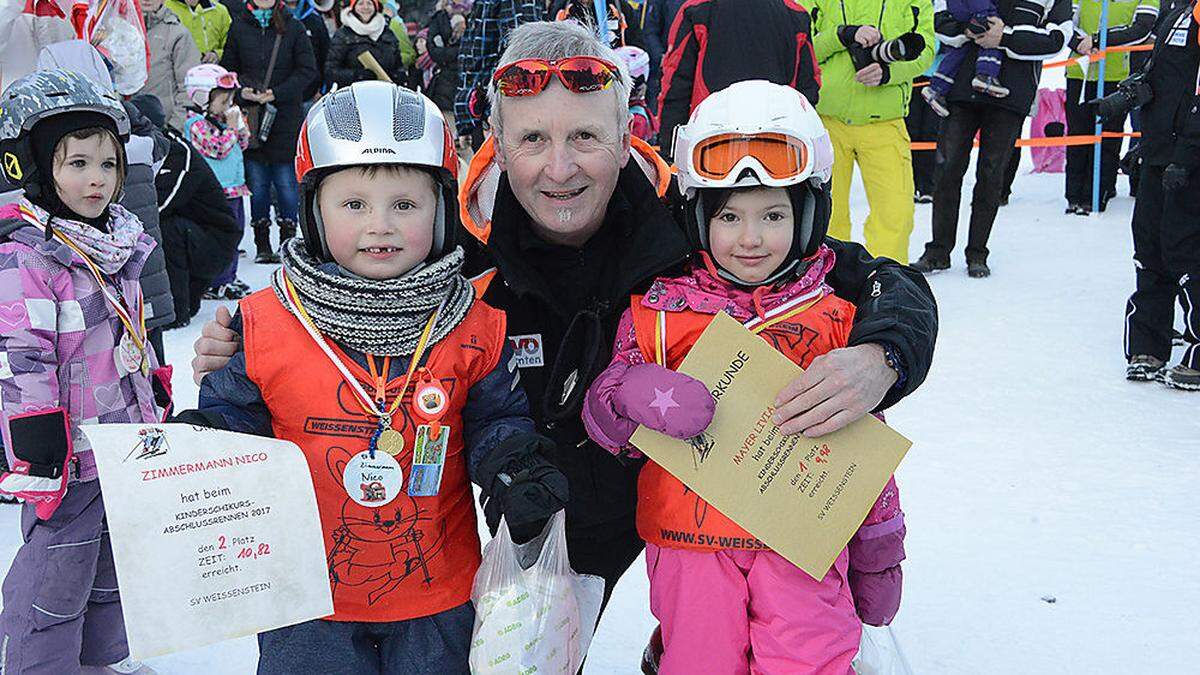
[193,20,938,630]
[456,19,937,616]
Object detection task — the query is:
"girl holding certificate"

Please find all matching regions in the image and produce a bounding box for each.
[583,80,906,674]
[0,71,168,674]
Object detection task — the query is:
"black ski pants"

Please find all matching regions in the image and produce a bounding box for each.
[1065,78,1126,206]
[567,520,645,616]
[1125,164,1200,368]
[925,102,1024,264]
[906,77,943,196]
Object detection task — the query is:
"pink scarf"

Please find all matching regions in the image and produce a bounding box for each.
[24,200,144,275]
[640,246,837,321]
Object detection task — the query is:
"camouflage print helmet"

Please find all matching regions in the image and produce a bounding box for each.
[0,69,130,194]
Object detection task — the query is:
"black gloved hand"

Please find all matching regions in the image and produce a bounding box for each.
[476,433,569,544]
[837,25,865,48]
[1163,163,1190,191]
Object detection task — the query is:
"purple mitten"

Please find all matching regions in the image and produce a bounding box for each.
[848,513,906,626]
[612,364,714,440]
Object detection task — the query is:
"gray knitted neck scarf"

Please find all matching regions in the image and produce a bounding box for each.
[272,237,475,356]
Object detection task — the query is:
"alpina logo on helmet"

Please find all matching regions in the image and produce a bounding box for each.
[362,147,397,154]
[3,153,21,181]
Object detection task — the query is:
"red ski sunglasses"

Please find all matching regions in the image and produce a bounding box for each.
[492,56,621,97]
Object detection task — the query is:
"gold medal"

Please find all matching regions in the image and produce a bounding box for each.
[377,428,405,456]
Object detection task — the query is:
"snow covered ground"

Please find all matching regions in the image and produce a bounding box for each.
[2,150,1196,674]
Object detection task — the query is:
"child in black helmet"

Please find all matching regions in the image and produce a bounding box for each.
[0,69,167,675]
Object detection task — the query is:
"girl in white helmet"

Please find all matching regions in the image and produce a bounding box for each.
[583,80,905,674]
[181,81,567,673]
[183,63,252,298]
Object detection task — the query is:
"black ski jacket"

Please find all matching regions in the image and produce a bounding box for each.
[936,0,1074,117]
[155,127,242,319]
[1135,1,1200,167]
[657,0,820,158]
[464,163,938,534]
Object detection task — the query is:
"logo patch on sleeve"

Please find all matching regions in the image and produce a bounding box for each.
[507,334,545,368]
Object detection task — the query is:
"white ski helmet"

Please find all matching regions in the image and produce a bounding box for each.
[674,80,833,199]
[672,80,836,286]
[295,82,459,262]
[184,64,240,109]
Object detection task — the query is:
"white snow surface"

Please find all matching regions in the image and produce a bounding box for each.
[2,156,1197,674]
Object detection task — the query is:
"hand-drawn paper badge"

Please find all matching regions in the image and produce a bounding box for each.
[414,382,448,421]
[125,427,170,462]
[342,451,403,507]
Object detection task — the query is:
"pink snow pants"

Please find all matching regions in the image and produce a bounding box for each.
[646,544,860,675]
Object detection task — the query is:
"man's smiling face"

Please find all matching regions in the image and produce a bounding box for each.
[494,79,630,248]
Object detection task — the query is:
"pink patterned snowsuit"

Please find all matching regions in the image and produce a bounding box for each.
[583,252,905,674]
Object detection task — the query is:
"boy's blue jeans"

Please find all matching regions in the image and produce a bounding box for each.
[256,602,474,674]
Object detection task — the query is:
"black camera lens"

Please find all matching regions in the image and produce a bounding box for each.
[870,33,926,65]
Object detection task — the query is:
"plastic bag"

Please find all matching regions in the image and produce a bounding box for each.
[469,511,604,674]
[82,0,148,94]
[852,625,914,675]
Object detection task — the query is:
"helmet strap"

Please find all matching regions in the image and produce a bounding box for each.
[430,186,447,261]
[309,199,333,261]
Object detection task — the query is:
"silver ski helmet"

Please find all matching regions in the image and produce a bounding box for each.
[295,82,459,262]
[0,69,130,198]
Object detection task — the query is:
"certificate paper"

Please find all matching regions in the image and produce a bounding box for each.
[630,312,912,579]
[82,424,334,659]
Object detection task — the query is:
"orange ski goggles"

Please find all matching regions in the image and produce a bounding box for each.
[492,56,621,97]
[691,133,811,182]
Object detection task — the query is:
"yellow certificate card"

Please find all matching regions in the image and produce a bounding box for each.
[630,311,912,579]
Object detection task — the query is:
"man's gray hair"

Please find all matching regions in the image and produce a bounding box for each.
[488,20,631,137]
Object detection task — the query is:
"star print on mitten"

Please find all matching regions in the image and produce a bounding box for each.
[613,364,714,439]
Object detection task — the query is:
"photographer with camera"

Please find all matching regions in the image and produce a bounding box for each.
[911,0,1073,278]
[1062,0,1160,215]
[1108,0,1200,389]
[810,0,934,264]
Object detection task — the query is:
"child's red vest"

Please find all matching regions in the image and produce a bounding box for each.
[241,289,506,622]
[628,292,856,552]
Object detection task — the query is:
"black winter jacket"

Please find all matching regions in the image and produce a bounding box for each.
[155,127,241,320]
[326,25,408,88]
[1134,1,1200,168]
[464,164,938,534]
[425,9,461,112]
[935,0,1074,117]
[299,12,332,101]
[220,6,318,165]
[121,102,176,329]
